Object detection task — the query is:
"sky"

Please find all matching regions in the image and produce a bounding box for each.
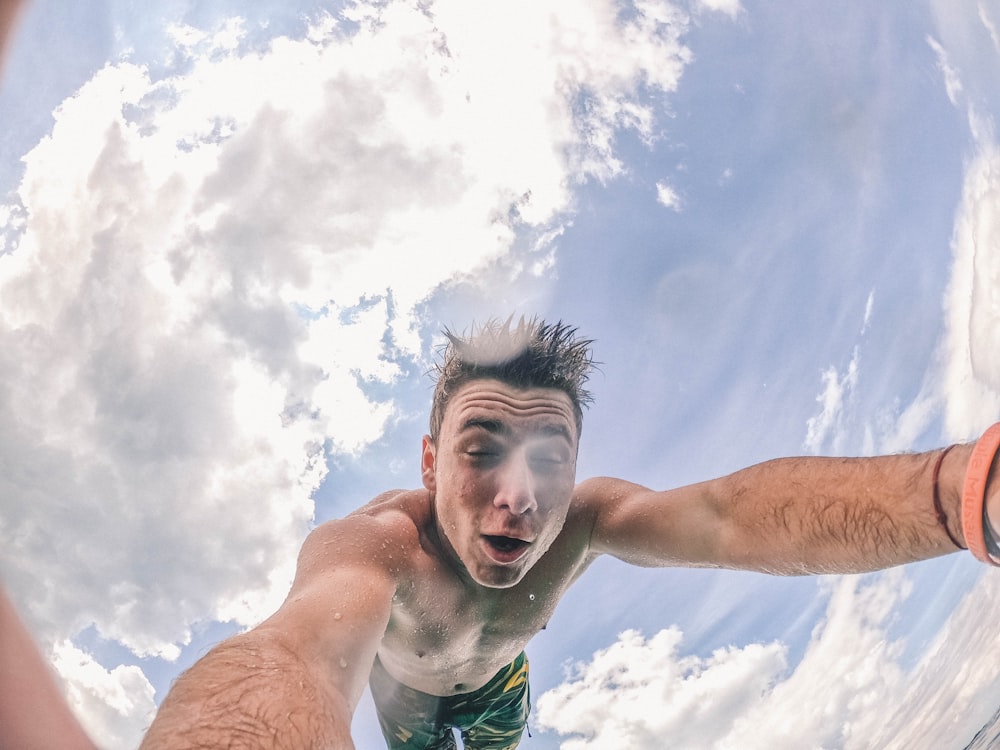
[1,0,1000,748]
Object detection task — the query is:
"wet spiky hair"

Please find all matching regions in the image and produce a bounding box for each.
[429,317,596,440]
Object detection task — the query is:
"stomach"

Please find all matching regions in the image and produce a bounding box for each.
[376,617,530,696]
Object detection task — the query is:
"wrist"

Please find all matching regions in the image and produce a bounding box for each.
[960,423,1000,566]
[932,445,966,550]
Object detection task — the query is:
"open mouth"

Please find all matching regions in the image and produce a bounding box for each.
[482,535,531,562]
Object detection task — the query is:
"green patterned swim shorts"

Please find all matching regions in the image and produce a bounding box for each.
[369,652,531,750]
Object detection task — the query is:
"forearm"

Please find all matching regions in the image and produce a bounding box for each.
[140,632,353,750]
[712,446,973,575]
[0,584,98,750]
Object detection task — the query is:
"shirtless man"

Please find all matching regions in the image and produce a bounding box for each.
[139,318,998,750]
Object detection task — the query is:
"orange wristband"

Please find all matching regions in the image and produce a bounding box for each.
[961,422,1000,566]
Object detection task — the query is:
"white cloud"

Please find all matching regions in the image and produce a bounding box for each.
[51,641,157,749]
[926,35,963,107]
[655,180,682,210]
[536,626,788,750]
[980,1,1000,55]
[861,289,874,334]
[0,0,698,743]
[536,573,902,749]
[723,572,910,750]
[862,567,1000,749]
[911,2,1000,446]
[940,139,1000,441]
[538,568,1000,750]
[693,0,741,19]
[803,346,861,455]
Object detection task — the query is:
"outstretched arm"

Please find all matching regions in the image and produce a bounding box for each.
[582,439,987,575]
[0,583,98,750]
[140,515,398,750]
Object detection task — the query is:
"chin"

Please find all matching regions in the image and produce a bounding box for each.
[471,566,527,590]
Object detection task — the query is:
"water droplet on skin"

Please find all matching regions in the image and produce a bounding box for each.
[339,658,348,669]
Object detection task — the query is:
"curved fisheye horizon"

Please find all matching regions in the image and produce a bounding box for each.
[1,0,999,748]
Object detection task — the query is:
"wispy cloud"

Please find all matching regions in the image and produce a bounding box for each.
[803,348,861,455]
[803,297,874,455]
[926,36,963,107]
[940,138,1000,440]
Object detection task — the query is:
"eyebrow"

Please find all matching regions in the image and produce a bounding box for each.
[459,418,573,443]
[460,418,506,435]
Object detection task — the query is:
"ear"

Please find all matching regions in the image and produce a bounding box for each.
[421,435,437,491]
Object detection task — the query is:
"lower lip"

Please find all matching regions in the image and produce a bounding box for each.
[481,537,531,564]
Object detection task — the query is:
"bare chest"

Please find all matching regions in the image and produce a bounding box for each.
[377,554,584,695]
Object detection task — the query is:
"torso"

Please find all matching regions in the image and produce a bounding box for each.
[349,488,596,696]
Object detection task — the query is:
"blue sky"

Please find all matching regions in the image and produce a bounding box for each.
[2,0,1000,747]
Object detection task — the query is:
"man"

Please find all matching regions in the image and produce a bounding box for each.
[140,317,997,750]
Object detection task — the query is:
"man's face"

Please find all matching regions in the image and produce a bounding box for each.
[421,378,579,589]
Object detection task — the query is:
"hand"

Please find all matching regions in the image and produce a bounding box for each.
[982,447,1000,558]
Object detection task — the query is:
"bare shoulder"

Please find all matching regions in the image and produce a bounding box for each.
[558,477,650,558]
[297,489,431,578]
[571,476,652,517]
[348,487,432,525]
[574,476,650,500]
[258,491,433,684]
[244,492,433,721]
[571,475,723,566]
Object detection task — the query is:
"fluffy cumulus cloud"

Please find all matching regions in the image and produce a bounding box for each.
[536,572,903,749]
[51,641,157,748]
[538,569,1000,749]
[536,628,788,749]
[0,0,699,743]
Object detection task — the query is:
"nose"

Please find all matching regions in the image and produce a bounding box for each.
[493,453,537,516]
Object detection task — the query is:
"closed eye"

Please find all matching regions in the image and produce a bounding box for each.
[531,454,563,464]
[529,451,570,471]
[465,448,501,464]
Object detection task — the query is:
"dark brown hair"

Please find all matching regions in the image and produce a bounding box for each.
[429,317,596,440]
